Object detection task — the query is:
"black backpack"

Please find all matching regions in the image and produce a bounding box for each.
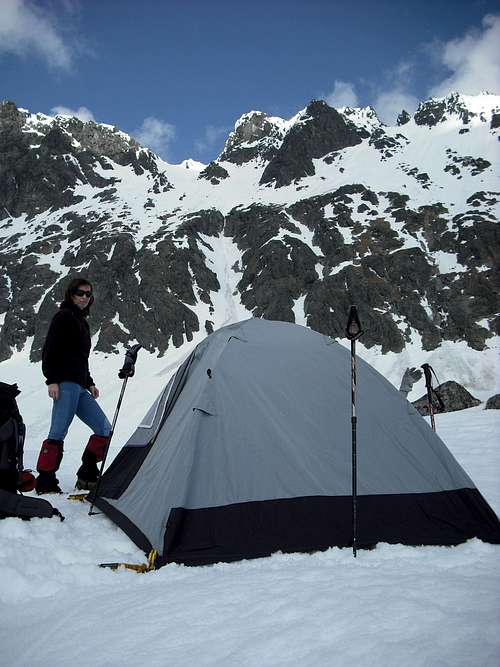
[0,382,63,521]
[0,382,26,493]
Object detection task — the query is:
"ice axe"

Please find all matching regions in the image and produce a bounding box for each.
[88,344,142,515]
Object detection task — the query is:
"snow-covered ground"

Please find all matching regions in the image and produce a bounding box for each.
[0,351,499,666]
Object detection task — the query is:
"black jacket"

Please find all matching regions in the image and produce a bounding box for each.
[42,302,95,389]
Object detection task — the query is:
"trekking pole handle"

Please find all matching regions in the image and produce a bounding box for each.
[346,305,363,341]
[119,344,142,379]
[421,363,433,389]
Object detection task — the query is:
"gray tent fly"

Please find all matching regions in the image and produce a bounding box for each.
[92,319,500,568]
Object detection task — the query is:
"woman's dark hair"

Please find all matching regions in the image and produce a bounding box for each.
[62,277,94,316]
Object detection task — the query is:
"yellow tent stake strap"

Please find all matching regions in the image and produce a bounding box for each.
[99,549,159,573]
[67,493,89,502]
[147,549,158,570]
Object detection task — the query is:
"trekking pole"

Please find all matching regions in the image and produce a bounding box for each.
[420,363,444,433]
[88,344,142,516]
[421,363,435,431]
[345,305,363,558]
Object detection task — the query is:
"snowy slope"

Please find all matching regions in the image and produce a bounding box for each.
[0,402,498,667]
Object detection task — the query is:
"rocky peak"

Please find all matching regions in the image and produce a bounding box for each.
[412,92,500,127]
[259,100,364,187]
[340,105,382,133]
[57,117,140,162]
[0,100,25,131]
[233,111,274,143]
[302,99,330,118]
[414,93,468,127]
[0,101,167,221]
[4,101,140,163]
[219,110,284,165]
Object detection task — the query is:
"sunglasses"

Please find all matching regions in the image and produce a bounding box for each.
[74,289,93,298]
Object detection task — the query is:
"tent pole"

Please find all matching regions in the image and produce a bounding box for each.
[88,345,142,516]
[345,306,363,558]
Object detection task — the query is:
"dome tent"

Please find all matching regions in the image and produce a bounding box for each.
[93,319,500,567]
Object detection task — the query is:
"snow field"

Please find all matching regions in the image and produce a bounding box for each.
[0,405,498,667]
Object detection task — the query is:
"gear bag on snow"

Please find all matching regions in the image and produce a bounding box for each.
[0,382,27,493]
[0,382,61,520]
[0,489,64,521]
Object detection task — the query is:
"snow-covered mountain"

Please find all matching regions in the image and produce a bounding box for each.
[0,92,499,395]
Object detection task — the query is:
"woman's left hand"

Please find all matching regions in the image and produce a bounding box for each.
[89,385,100,399]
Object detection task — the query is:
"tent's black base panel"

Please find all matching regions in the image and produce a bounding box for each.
[94,488,500,568]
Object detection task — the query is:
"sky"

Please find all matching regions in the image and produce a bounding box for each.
[1,0,499,163]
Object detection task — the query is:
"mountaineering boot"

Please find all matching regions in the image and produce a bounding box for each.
[35,471,62,494]
[35,440,63,494]
[75,450,97,491]
[76,434,109,491]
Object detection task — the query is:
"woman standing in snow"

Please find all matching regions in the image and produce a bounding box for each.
[35,277,111,494]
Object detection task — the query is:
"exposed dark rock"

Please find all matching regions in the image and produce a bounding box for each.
[490,113,500,130]
[414,99,448,127]
[0,254,59,361]
[0,102,117,220]
[198,162,229,184]
[177,209,225,238]
[219,111,282,165]
[413,381,481,415]
[1,120,81,219]
[466,191,499,207]
[369,129,407,160]
[260,101,363,188]
[455,218,500,269]
[397,110,411,126]
[414,93,474,127]
[224,203,318,322]
[95,188,118,203]
[383,191,410,211]
[445,148,491,177]
[305,268,406,353]
[57,116,140,160]
[485,394,500,409]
